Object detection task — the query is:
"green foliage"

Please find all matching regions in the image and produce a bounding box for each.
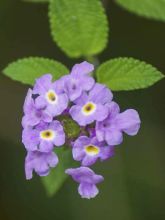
[3,57,68,85]
[58,115,81,140]
[49,0,108,58]
[41,147,75,196]
[97,57,164,91]
[116,0,165,22]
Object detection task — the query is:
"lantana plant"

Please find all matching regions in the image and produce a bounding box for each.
[2,0,164,198]
[22,61,140,198]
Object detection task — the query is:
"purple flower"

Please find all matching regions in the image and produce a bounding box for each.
[25,151,58,180]
[33,74,68,117]
[60,61,95,101]
[96,102,141,145]
[22,89,52,128]
[70,83,113,126]
[65,167,104,199]
[22,121,65,152]
[72,136,114,166]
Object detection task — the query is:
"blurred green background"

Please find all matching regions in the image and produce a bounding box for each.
[0,0,165,219]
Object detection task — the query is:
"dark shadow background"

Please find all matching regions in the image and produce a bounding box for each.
[0,0,165,219]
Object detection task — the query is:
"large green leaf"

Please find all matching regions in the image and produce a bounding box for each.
[49,0,108,58]
[97,57,164,91]
[116,0,165,22]
[41,147,75,196]
[3,57,68,85]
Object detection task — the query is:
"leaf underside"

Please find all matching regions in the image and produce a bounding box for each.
[41,147,75,197]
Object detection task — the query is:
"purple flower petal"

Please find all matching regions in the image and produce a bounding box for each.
[78,183,99,199]
[42,111,53,123]
[65,167,94,183]
[39,140,54,152]
[61,62,95,101]
[72,147,86,161]
[25,151,58,180]
[35,96,47,109]
[22,121,65,152]
[116,109,141,135]
[74,136,90,147]
[72,136,89,161]
[71,61,94,77]
[99,146,115,161]
[32,74,69,117]
[65,167,103,199]
[70,83,113,126]
[81,155,98,166]
[72,136,114,166]
[89,83,113,104]
[74,92,89,105]
[22,128,39,151]
[96,102,141,146]
[66,167,103,184]
[22,115,39,128]
[80,76,95,91]
[46,93,68,117]
[33,74,52,95]
[62,76,82,101]
[105,129,123,145]
[22,89,53,128]
[94,104,109,121]
[70,103,99,126]
[23,89,34,114]
[95,122,105,142]
[106,101,120,118]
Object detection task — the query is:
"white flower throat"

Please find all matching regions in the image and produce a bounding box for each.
[82,102,96,116]
[40,129,55,141]
[85,145,100,156]
[46,90,58,104]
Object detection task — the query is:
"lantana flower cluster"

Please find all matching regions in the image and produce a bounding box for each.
[22,61,141,199]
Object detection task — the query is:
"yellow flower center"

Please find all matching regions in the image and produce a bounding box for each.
[82,102,96,115]
[85,145,100,156]
[40,129,55,140]
[46,90,57,104]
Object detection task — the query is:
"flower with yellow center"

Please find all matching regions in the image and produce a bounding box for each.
[70,83,112,126]
[85,145,100,156]
[72,136,114,167]
[45,90,58,104]
[40,129,55,141]
[81,102,96,116]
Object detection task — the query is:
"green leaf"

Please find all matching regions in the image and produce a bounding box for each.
[41,147,75,197]
[116,0,165,22]
[49,0,108,58]
[3,57,68,85]
[97,57,164,91]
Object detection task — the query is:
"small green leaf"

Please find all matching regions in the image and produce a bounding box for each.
[49,0,108,58]
[3,57,68,85]
[116,0,165,22]
[41,147,75,197]
[97,57,164,91]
